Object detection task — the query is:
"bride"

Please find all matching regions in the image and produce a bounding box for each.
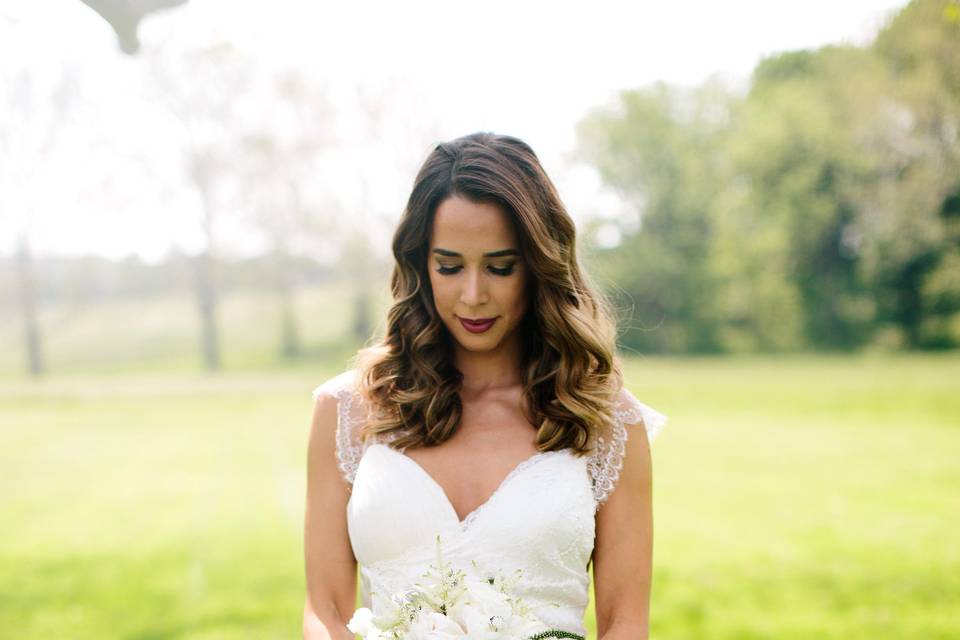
[303,132,667,640]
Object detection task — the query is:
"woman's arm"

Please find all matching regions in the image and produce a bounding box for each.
[593,417,655,640]
[303,389,357,640]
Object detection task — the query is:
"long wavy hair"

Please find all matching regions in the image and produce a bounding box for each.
[352,131,625,455]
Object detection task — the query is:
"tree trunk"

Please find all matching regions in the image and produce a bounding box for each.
[195,185,221,371]
[278,279,301,359]
[16,235,44,377]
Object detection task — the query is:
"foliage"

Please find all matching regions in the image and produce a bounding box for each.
[576,0,960,353]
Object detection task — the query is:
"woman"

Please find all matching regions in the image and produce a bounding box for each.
[303,132,667,639]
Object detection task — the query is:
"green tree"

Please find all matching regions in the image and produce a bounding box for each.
[576,78,736,353]
[577,0,960,353]
[721,46,887,350]
[866,0,960,347]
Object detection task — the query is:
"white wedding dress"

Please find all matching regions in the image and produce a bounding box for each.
[314,369,668,638]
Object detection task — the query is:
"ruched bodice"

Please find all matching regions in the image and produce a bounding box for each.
[313,370,667,638]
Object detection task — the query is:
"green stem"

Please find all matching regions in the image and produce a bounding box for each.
[527,630,585,640]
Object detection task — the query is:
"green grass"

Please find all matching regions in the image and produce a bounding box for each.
[1,353,958,638]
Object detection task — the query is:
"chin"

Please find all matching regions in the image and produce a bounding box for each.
[456,330,500,344]
[446,324,496,345]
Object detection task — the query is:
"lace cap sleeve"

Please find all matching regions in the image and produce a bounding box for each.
[588,386,668,511]
[312,369,369,486]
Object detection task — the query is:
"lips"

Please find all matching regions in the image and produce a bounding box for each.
[458,316,497,333]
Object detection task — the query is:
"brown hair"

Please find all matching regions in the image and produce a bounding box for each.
[352,131,624,455]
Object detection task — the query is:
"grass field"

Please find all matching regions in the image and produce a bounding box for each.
[1,352,958,639]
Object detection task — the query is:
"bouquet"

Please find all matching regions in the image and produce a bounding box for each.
[347,534,584,640]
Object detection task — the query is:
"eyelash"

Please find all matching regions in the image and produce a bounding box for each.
[436,264,515,276]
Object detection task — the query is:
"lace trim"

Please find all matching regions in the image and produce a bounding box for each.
[587,386,669,512]
[314,371,669,509]
[313,369,368,485]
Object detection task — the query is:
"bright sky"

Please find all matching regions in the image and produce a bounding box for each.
[0,0,906,263]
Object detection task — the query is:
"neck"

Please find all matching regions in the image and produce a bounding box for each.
[452,331,523,395]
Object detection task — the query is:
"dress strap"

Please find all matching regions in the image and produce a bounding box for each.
[587,386,668,511]
[313,369,368,486]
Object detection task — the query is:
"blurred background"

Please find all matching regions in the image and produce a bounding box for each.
[1,0,957,638]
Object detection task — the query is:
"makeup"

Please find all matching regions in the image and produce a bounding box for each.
[458,316,497,333]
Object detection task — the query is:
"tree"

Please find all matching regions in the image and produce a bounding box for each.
[575,0,960,352]
[1,34,79,375]
[722,46,886,350]
[576,78,736,353]
[236,69,339,360]
[866,0,960,347]
[143,40,254,370]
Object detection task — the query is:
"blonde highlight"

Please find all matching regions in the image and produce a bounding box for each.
[350,132,625,456]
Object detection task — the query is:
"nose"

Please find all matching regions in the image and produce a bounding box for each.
[459,265,488,306]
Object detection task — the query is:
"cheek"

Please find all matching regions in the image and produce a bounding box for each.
[505,276,528,314]
[428,274,453,310]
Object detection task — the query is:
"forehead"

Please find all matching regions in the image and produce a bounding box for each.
[429,195,517,254]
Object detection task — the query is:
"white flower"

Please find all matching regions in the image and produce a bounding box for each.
[448,574,551,640]
[346,535,570,639]
[405,609,468,639]
[371,586,412,629]
[447,577,511,637]
[346,607,388,640]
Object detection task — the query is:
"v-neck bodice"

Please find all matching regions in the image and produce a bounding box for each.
[377,443,568,528]
[345,440,596,636]
[313,369,668,638]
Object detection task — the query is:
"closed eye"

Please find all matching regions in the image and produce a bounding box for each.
[436,264,515,276]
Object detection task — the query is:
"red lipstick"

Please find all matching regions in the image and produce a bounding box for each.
[458,316,497,333]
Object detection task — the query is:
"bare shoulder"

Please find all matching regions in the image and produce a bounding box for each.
[307,384,353,511]
[303,383,356,633]
[595,385,657,519]
[307,386,340,459]
[597,390,653,523]
[592,386,655,636]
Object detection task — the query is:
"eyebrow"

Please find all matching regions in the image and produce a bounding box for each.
[431,248,520,258]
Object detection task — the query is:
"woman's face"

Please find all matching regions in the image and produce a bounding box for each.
[427,194,528,355]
